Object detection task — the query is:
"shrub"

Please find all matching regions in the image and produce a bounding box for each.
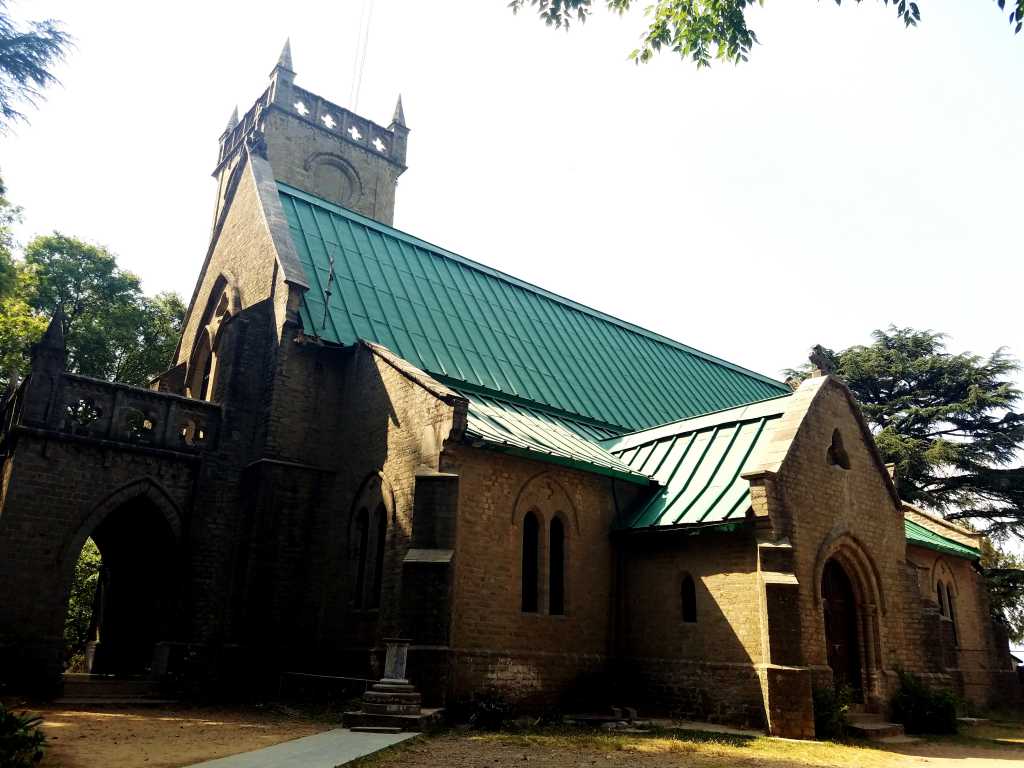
[889,671,959,734]
[452,690,515,730]
[812,685,851,740]
[0,702,45,767]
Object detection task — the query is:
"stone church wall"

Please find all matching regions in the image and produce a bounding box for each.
[617,528,768,728]
[443,446,633,707]
[767,378,940,706]
[907,544,1021,707]
[0,389,212,686]
[176,158,286,372]
[227,339,461,688]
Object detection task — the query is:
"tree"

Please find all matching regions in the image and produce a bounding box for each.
[0,291,46,388]
[0,175,21,299]
[509,1,1022,66]
[9,233,185,386]
[786,328,1024,536]
[0,0,71,128]
[63,538,101,666]
[981,538,1024,644]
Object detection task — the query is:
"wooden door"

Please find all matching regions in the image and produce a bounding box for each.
[822,559,863,700]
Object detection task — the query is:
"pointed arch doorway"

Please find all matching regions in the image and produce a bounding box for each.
[61,484,183,676]
[822,559,863,701]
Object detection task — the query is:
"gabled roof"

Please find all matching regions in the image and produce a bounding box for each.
[277,183,789,433]
[904,518,980,560]
[603,396,790,530]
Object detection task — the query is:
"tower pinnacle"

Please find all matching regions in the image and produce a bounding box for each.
[274,38,294,74]
[391,95,406,128]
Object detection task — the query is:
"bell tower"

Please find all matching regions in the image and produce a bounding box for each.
[212,40,408,226]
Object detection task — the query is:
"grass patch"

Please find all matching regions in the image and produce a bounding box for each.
[942,719,1024,749]
[371,725,902,768]
[352,717,1024,768]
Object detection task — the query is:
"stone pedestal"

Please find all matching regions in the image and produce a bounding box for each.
[343,639,442,732]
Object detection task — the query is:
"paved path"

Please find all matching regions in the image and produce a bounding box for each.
[186,728,417,768]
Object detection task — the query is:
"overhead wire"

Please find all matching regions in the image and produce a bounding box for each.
[349,0,375,112]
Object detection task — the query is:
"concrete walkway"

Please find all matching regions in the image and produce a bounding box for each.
[186,728,417,768]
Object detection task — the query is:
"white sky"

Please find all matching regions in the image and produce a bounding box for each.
[2,0,1021,384]
[1,0,1022,645]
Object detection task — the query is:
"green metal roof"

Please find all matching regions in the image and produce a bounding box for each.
[603,396,789,530]
[278,183,790,432]
[904,519,980,560]
[460,389,649,484]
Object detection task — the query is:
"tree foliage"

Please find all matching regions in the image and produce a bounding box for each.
[509,1,1023,66]
[13,234,185,385]
[63,538,101,664]
[0,0,71,128]
[980,538,1024,643]
[0,175,20,299]
[787,327,1024,536]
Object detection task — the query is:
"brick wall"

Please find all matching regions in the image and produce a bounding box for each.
[616,528,768,726]
[756,376,955,710]
[907,544,1021,706]
[443,445,628,706]
[261,109,401,225]
[176,156,290,374]
[0,434,198,685]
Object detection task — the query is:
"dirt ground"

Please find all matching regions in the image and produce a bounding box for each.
[29,704,332,768]
[17,705,1024,768]
[358,724,1024,768]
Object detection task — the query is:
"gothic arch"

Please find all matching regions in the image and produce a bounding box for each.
[57,477,184,605]
[197,274,241,331]
[931,557,958,598]
[350,470,398,525]
[813,527,886,614]
[511,471,580,535]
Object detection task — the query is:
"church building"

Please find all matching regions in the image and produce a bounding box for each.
[0,44,1018,738]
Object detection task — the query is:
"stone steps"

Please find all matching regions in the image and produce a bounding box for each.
[57,674,172,707]
[54,697,179,707]
[342,708,443,732]
[847,713,905,740]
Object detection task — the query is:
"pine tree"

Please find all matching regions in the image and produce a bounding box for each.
[0,0,70,128]
[786,327,1024,537]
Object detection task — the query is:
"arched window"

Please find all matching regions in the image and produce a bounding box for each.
[521,512,539,613]
[353,508,369,609]
[936,581,947,616]
[681,573,697,623]
[369,504,387,609]
[549,517,565,616]
[187,332,214,401]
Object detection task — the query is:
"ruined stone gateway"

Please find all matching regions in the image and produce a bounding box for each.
[0,44,1019,737]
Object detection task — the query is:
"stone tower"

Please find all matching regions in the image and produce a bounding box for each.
[211,40,408,226]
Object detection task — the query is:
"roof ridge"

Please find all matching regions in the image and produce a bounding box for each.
[277,182,789,393]
[602,392,792,447]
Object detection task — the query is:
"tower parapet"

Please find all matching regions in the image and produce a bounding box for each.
[213,40,408,226]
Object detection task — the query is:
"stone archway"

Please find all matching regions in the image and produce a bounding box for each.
[59,479,184,676]
[814,530,885,708]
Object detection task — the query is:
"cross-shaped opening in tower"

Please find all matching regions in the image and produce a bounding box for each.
[294,101,310,116]
[348,125,363,141]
